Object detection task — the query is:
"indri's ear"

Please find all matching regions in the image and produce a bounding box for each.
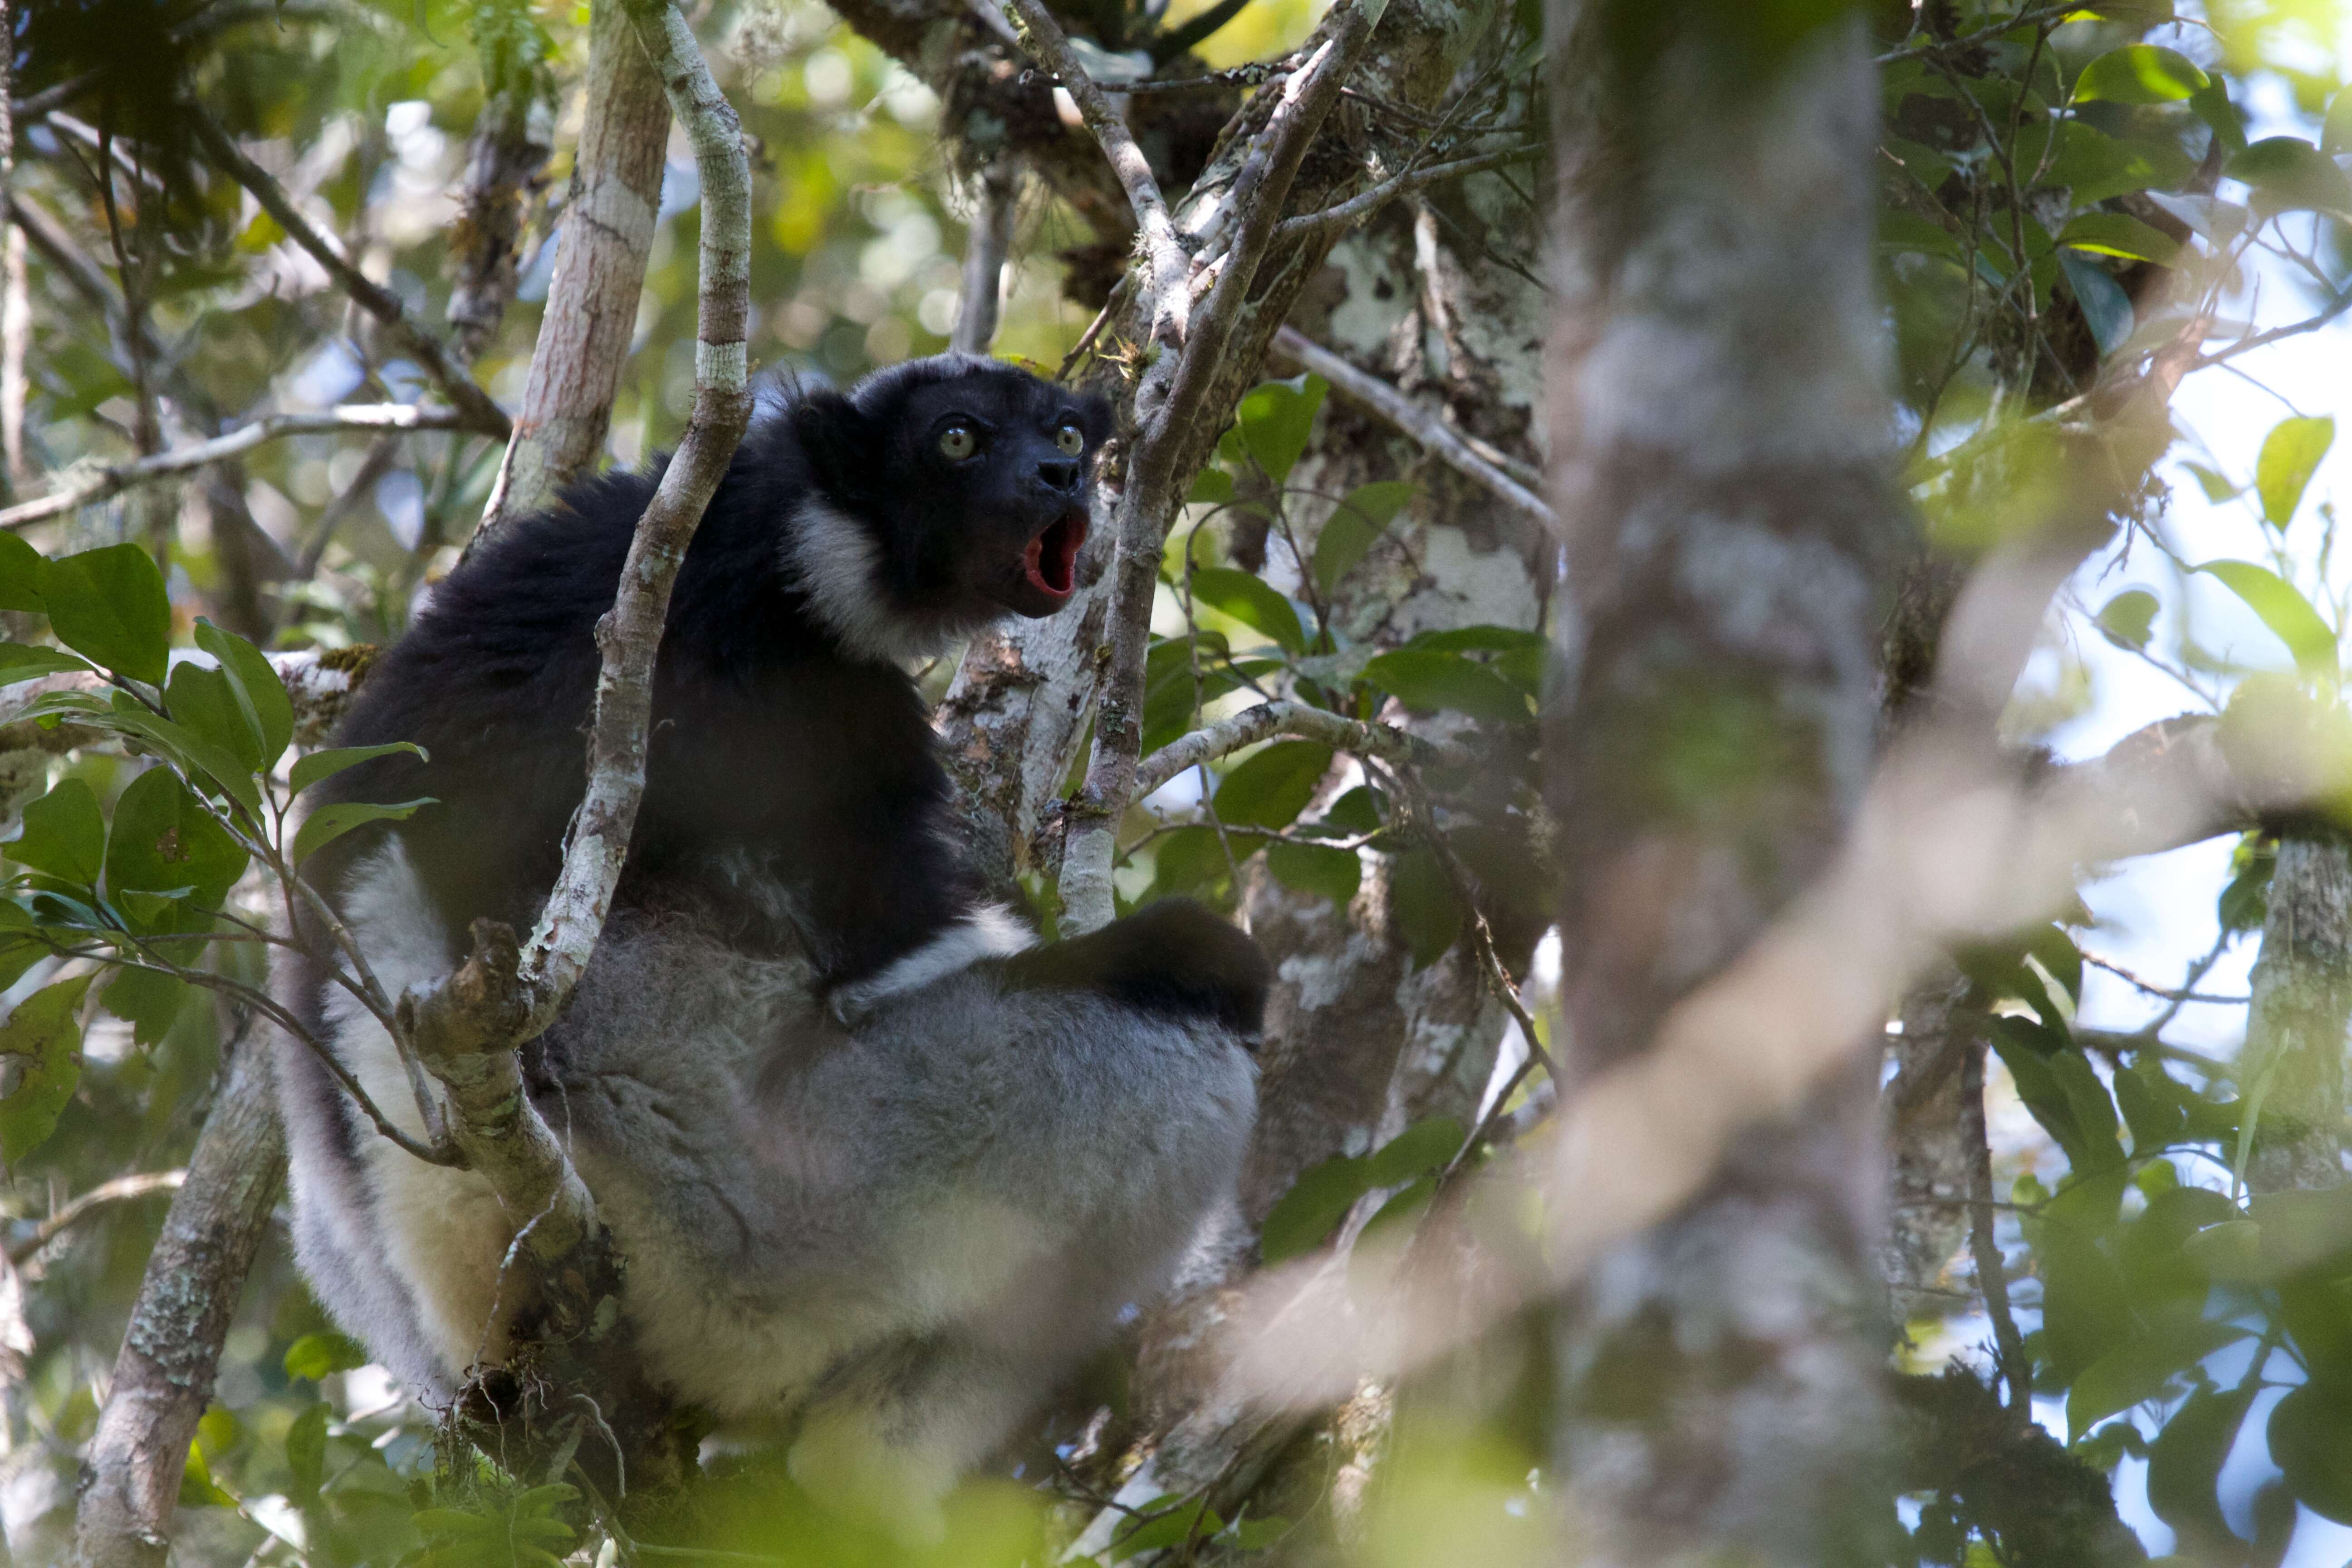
[790,390,876,508]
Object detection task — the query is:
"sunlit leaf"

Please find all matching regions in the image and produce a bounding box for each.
[0,975,94,1163]
[1260,1153,1369,1264]
[2073,44,2208,103]
[43,543,170,686]
[2180,461,2242,502]
[2194,559,2338,680]
[284,1331,369,1380]
[1364,1117,1464,1187]
[2255,415,2334,529]
[1190,568,1306,656]
[291,798,435,863]
[2056,212,2181,266]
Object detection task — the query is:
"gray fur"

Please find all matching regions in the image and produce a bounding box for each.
[276,849,1257,1497]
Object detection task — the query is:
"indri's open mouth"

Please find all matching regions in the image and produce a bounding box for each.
[1023,510,1087,601]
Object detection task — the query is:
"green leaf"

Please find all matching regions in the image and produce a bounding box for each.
[284,1331,369,1381]
[2073,44,2208,103]
[177,1438,238,1509]
[1265,839,1359,907]
[2255,415,2335,529]
[1190,568,1306,657]
[1213,742,1333,831]
[193,620,294,769]
[2194,559,2338,680]
[98,696,262,814]
[8,779,105,885]
[1186,467,1234,507]
[1362,649,1533,726]
[43,543,170,686]
[1140,635,1238,759]
[103,965,188,1047]
[2094,588,2160,650]
[2227,137,2352,215]
[2066,1317,2244,1436]
[1365,1117,1464,1187]
[2056,212,2182,266]
[292,799,434,864]
[0,975,93,1164]
[2147,1385,2256,1548]
[0,533,47,612]
[106,767,248,908]
[286,1402,328,1501]
[287,741,428,797]
[1109,1496,1224,1562]
[1313,481,1414,599]
[2058,253,2135,357]
[1390,845,1460,970]
[0,644,93,685]
[164,662,263,776]
[2181,461,2242,502]
[2325,85,2352,158]
[2024,119,2198,203]
[2191,77,2247,155]
[1879,209,1965,265]
[1260,1154,1370,1264]
[2271,1382,2352,1523]
[1235,374,1326,485]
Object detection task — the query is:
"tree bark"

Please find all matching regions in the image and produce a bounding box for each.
[476,0,670,536]
[1540,9,1897,1562]
[2242,837,2352,1193]
[69,1042,283,1568]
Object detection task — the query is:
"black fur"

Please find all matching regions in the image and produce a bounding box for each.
[998,898,1271,1040]
[310,357,1116,985]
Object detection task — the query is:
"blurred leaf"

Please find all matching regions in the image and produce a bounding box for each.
[1362,650,1532,726]
[284,1331,369,1381]
[2024,923,2084,1000]
[8,778,104,884]
[0,644,93,685]
[1235,374,1326,485]
[1365,1117,1464,1187]
[0,533,46,612]
[2073,44,2208,103]
[2192,77,2247,154]
[100,696,262,813]
[1265,838,1359,906]
[2181,461,2242,502]
[2147,1384,2255,1548]
[2094,588,2160,649]
[2193,559,2337,680]
[1191,568,1307,656]
[287,741,428,797]
[2255,415,2335,529]
[1140,635,1239,759]
[2058,253,2136,356]
[2067,1318,2244,1435]
[1880,209,1965,264]
[291,798,434,863]
[107,767,246,907]
[2023,118,2198,203]
[286,1402,328,1501]
[1213,742,1333,831]
[177,1438,237,1509]
[1261,1153,1370,1264]
[1187,467,1234,507]
[2057,212,2181,265]
[1109,1496,1223,1561]
[44,543,170,686]
[2219,836,2276,931]
[1313,480,1414,598]
[2226,137,2352,215]
[2326,85,2352,157]
[2114,1054,2190,1152]
[2270,1383,2352,1523]
[1390,845,1460,970]
[193,619,294,769]
[0,975,94,1163]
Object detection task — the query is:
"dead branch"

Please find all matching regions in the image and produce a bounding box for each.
[1270,142,1546,246]
[184,107,510,439]
[0,404,471,528]
[1271,325,1554,530]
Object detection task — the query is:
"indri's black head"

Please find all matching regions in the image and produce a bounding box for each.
[787,355,1113,657]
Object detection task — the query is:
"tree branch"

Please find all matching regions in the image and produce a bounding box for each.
[8,1170,185,1267]
[0,405,471,528]
[1271,325,1554,529]
[1269,142,1545,247]
[1131,699,1468,801]
[950,157,1016,355]
[184,106,511,439]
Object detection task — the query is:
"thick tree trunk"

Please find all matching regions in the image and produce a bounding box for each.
[69,1043,283,1568]
[2243,838,2352,1193]
[1540,9,1897,1563]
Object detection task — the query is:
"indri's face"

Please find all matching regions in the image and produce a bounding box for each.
[797,359,1115,625]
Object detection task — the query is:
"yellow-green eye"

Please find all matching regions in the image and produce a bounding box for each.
[939,425,977,460]
[1055,423,1084,456]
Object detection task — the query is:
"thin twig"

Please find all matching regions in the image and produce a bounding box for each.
[1963,1040,2034,1428]
[0,404,469,528]
[1271,325,1553,530]
[185,105,510,438]
[1132,698,1470,801]
[1270,142,1547,247]
[8,1170,186,1265]
[2081,949,2248,1005]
